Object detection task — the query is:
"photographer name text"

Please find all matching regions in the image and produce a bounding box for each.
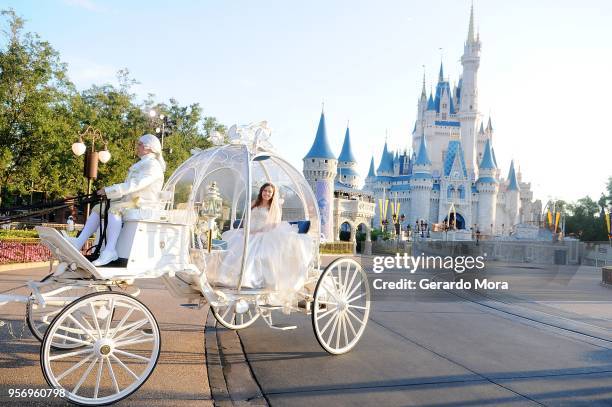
[372,278,509,291]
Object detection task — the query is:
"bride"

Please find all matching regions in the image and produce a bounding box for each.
[214,182,314,307]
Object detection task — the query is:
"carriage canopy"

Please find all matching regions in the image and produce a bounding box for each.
[163,126,320,277]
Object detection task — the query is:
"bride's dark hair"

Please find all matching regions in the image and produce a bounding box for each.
[252,183,275,209]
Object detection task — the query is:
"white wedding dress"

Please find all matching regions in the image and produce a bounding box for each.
[214,206,314,306]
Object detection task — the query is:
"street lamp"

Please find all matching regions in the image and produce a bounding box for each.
[71,126,111,220]
[149,109,171,149]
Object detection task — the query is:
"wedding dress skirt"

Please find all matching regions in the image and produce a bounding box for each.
[212,207,314,307]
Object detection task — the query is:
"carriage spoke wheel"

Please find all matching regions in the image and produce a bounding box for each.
[212,298,260,330]
[312,258,370,355]
[26,275,112,349]
[41,292,160,405]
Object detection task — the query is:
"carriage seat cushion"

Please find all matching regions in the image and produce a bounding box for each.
[289,220,310,234]
[212,239,228,250]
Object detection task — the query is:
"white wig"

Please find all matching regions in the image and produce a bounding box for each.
[140,134,166,171]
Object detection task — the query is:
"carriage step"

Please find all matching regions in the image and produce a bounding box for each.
[269,323,297,331]
[180,303,200,309]
[258,304,283,310]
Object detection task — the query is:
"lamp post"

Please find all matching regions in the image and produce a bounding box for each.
[149,109,172,149]
[71,126,111,221]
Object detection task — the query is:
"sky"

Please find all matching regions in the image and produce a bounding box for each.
[3,0,611,204]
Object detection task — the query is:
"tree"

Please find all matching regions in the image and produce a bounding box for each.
[0,9,77,203]
[0,9,225,209]
[565,196,607,241]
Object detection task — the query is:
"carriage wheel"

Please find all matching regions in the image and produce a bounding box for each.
[26,275,112,349]
[40,292,160,405]
[312,257,370,354]
[212,298,260,330]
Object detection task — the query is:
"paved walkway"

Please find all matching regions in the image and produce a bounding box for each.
[233,260,612,406]
[0,266,212,406]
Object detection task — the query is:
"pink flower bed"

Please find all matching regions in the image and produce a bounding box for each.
[0,240,52,264]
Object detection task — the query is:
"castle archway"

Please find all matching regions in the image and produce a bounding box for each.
[443,212,466,230]
[339,221,354,242]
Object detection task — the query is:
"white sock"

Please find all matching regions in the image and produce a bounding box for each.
[103,213,122,254]
[76,212,100,249]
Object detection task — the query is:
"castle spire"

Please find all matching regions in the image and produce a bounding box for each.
[479,139,496,170]
[415,134,432,166]
[438,61,444,83]
[421,70,427,98]
[486,116,493,132]
[367,156,376,177]
[304,111,335,159]
[507,160,520,191]
[338,126,357,163]
[377,140,394,174]
[427,93,435,111]
[467,2,476,43]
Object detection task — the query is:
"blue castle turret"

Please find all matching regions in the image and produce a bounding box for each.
[305,111,335,160]
[377,140,395,176]
[303,111,337,241]
[476,139,499,233]
[336,125,359,188]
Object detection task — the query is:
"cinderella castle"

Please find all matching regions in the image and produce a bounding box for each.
[303,5,541,242]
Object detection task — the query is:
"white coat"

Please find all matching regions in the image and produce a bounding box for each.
[104,153,165,213]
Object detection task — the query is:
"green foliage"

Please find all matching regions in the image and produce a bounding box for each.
[0,9,77,201]
[370,228,391,241]
[0,9,224,206]
[565,195,608,241]
[0,229,38,238]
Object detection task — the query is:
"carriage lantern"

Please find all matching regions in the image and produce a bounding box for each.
[203,182,223,218]
[201,181,223,252]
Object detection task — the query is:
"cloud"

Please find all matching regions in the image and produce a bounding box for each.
[66,57,117,89]
[62,0,106,13]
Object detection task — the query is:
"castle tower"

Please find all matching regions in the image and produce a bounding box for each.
[303,111,337,241]
[364,156,376,192]
[476,139,498,234]
[410,134,433,223]
[476,122,486,164]
[458,4,481,178]
[336,125,360,188]
[417,73,427,122]
[506,160,521,228]
[376,140,394,176]
[486,116,493,138]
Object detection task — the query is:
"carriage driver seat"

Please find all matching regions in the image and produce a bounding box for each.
[98,189,197,273]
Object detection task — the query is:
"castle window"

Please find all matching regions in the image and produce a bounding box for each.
[447,186,454,198]
[312,159,315,162]
[324,160,328,163]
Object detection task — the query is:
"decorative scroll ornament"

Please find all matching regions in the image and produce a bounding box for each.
[210,130,225,146]
[228,121,275,152]
[192,130,226,155]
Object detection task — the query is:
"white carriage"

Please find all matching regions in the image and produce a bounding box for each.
[0,125,371,405]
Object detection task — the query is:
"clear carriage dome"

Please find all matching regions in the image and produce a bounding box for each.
[163,127,320,247]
